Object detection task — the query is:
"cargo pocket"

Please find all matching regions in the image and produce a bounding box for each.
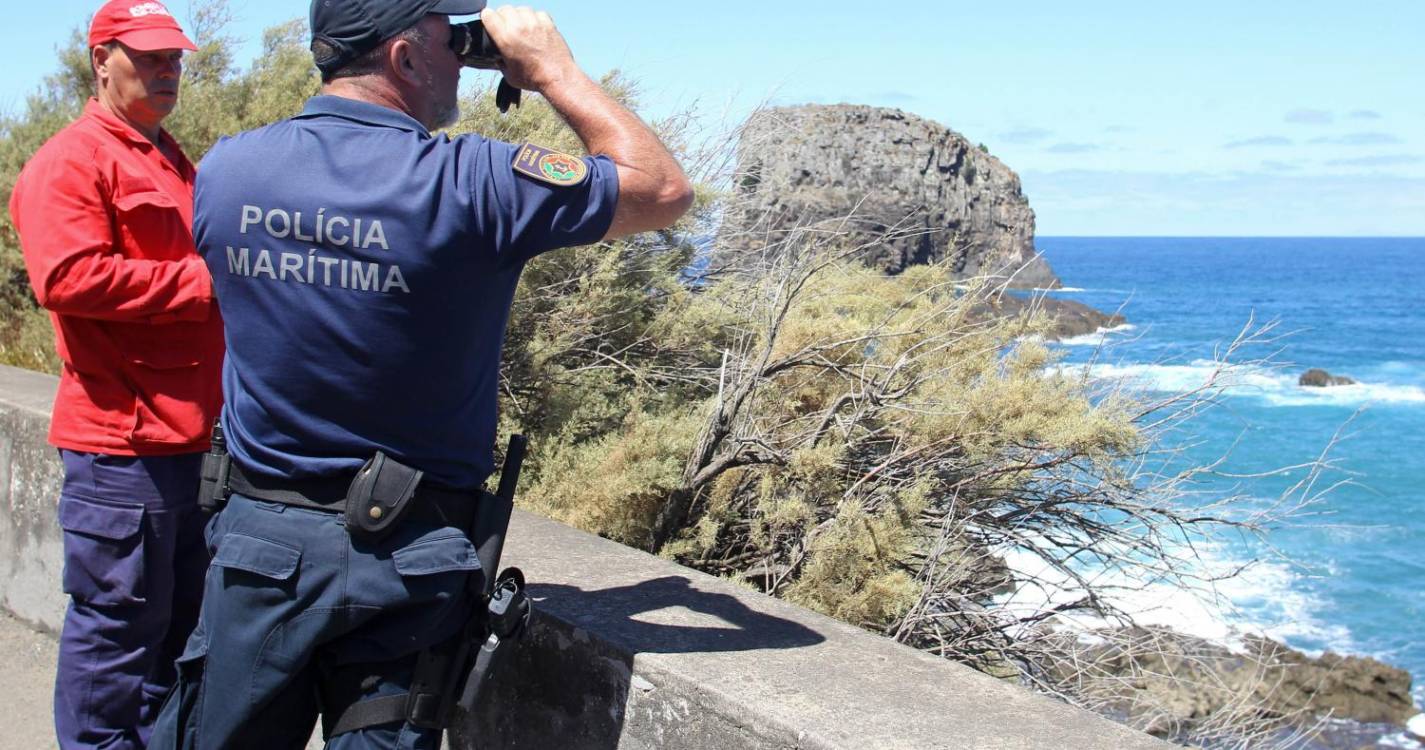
[112,189,186,261]
[391,534,480,642]
[210,533,302,613]
[212,533,301,579]
[110,318,210,446]
[391,534,479,577]
[58,495,146,607]
[127,373,205,446]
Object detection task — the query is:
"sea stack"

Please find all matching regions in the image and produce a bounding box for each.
[721,104,1059,287]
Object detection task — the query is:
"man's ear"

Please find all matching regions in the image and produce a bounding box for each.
[387,38,424,86]
[92,45,110,84]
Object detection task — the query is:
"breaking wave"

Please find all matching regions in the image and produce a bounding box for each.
[1056,323,1138,347]
[996,536,1355,656]
[1063,360,1425,407]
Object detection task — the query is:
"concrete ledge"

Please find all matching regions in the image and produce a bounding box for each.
[0,365,66,634]
[0,364,1171,749]
[460,511,1170,749]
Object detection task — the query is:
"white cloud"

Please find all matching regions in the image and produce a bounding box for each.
[1225,136,1293,149]
[1324,154,1423,167]
[1309,132,1403,146]
[1285,109,1334,125]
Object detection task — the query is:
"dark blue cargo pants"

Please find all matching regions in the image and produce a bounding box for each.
[149,493,479,749]
[54,450,208,750]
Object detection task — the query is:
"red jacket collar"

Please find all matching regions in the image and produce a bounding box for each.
[82,98,184,155]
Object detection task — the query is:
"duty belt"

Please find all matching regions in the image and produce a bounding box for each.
[226,461,480,531]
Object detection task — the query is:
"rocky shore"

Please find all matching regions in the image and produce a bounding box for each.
[958,537,1423,746]
[1040,625,1419,746]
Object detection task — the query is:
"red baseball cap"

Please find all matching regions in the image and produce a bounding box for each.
[88,0,197,52]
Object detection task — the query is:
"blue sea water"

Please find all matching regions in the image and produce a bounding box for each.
[1037,237,1425,721]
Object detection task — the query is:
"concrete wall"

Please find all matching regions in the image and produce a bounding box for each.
[0,364,1173,749]
[0,365,68,634]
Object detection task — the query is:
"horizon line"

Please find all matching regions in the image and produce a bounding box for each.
[1036,234,1425,240]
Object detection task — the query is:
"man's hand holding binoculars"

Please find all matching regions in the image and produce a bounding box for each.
[477,6,580,95]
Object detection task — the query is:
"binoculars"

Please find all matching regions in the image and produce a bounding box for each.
[449,20,521,112]
[449,20,501,69]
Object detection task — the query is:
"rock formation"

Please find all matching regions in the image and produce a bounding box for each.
[1299,368,1358,388]
[721,105,1059,288]
[1044,626,1417,740]
[974,295,1126,341]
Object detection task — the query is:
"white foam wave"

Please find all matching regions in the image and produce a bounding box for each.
[1064,360,1425,407]
[1262,381,1425,407]
[1030,286,1090,293]
[1382,728,1425,750]
[1056,324,1137,347]
[994,537,1354,655]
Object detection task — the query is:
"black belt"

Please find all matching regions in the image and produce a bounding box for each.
[227,462,480,529]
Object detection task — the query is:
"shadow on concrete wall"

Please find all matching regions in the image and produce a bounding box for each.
[537,575,827,654]
[454,575,824,749]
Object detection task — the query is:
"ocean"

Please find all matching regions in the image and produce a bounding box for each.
[1037,237,1425,745]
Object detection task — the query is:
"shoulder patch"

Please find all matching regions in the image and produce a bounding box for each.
[513,144,589,187]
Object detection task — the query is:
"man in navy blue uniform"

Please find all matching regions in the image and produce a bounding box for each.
[149,0,692,746]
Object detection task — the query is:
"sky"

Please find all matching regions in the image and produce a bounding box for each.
[3,0,1423,236]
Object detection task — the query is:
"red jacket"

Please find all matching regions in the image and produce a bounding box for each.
[9,99,223,455]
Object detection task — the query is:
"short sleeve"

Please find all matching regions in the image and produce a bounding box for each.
[467,138,620,264]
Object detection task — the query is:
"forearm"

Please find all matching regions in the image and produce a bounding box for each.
[541,72,693,238]
[541,72,673,181]
[36,252,214,323]
[13,151,213,324]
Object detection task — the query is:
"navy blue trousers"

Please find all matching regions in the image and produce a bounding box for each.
[149,494,479,749]
[54,450,208,750]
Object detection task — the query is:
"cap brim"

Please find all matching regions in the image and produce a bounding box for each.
[114,27,198,52]
[430,0,485,16]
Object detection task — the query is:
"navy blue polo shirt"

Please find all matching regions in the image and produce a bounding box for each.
[194,95,618,489]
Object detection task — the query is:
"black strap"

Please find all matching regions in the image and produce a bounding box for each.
[328,694,407,737]
[496,80,521,113]
[227,463,346,510]
[322,576,532,737]
[227,462,480,528]
[321,641,457,737]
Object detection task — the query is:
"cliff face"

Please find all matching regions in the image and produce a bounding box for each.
[722,104,1059,289]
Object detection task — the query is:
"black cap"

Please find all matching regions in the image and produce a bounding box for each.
[311,0,485,74]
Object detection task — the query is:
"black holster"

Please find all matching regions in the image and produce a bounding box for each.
[320,436,533,739]
[197,420,231,514]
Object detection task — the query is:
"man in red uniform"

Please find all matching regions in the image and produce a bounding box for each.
[7,2,222,747]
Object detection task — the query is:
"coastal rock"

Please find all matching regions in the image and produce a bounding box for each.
[721,104,1059,288]
[1264,641,1416,725]
[972,294,1126,341]
[1299,368,1358,387]
[1043,626,1416,740]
